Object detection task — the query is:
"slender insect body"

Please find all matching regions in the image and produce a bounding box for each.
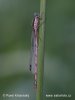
[29,13,40,88]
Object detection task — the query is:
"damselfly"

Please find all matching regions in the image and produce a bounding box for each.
[29,13,40,88]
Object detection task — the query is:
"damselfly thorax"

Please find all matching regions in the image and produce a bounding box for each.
[33,15,40,37]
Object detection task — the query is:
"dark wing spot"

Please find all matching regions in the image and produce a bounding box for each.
[29,65,32,71]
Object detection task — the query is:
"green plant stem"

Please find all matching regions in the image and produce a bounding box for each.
[36,0,46,100]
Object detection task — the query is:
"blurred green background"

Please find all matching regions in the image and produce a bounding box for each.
[0,0,75,100]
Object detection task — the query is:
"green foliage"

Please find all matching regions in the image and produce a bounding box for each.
[36,0,46,100]
[0,0,75,100]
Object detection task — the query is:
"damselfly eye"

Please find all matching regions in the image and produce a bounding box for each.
[34,13,39,17]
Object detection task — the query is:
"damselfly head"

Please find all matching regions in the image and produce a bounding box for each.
[34,12,39,18]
